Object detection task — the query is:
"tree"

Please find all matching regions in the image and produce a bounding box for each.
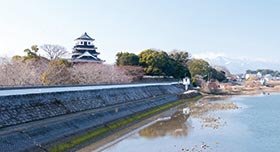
[169,50,189,66]
[246,69,280,77]
[171,59,191,79]
[274,71,280,77]
[24,45,39,58]
[188,59,226,82]
[137,49,191,78]
[0,57,48,86]
[168,50,191,79]
[116,52,139,66]
[187,59,210,79]
[139,49,170,76]
[41,44,68,60]
[209,67,226,82]
[117,66,145,81]
[70,63,134,84]
[41,59,72,85]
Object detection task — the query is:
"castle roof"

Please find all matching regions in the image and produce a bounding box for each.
[75,32,94,41]
[77,51,98,60]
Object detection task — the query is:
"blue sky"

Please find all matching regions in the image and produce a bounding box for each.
[0,0,280,63]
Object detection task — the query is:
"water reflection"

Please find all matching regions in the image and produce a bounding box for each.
[139,112,189,138]
[138,96,234,139]
[79,96,243,152]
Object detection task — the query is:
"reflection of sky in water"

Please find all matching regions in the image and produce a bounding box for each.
[101,94,280,152]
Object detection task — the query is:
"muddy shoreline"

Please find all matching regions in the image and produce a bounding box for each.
[78,95,236,152]
[77,102,193,152]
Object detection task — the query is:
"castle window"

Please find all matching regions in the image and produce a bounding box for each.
[88,42,90,45]
[81,42,83,45]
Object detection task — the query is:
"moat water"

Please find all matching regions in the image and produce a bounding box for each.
[98,94,280,152]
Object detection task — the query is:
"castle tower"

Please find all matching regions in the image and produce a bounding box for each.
[71,32,103,63]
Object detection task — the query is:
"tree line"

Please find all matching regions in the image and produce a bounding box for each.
[246,69,280,77]
[116,49,190,79]
[0,45,143,87]
[115,49,226,82]
[0,45,227,87]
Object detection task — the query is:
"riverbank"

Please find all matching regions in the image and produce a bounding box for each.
[52,95,202,152]
[74,84,280,152]
[77,93,246,152]
[80,83,280,152]
[96,94,243,152]
[203,80,280,96]
[77,100,193,152]
[0,84,188,152]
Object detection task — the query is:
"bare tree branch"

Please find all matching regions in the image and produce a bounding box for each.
[40,44,68,60]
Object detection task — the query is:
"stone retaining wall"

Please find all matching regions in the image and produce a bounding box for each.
[0,85,182,128]
[0,84,192,152]
[1,95,181,152]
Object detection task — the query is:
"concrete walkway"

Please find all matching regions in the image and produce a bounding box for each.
[0,82,178,96]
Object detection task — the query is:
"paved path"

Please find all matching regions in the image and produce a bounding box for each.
[0,82,178,96]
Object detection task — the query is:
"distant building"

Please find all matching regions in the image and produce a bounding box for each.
[71,32,104,63]
[245,73,257,80]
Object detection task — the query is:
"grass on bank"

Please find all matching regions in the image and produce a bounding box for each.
[49,95,202,152]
